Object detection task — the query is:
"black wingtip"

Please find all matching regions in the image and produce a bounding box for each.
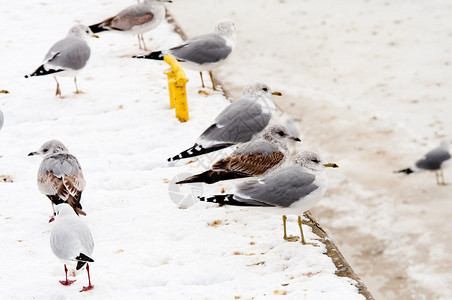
[176,170,250,185]
[26,65,63,77]
[133,51,164,60]
[76,261,86,271]
[89,23,108,34]
[168,143,234,162]
[76,253,94,263]
[394,168,414,174]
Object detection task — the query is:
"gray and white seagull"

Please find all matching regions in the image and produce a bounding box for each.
[89,0,171,50]
[134,18,236,90]
[176,124,301,184]
[25,24,98,97]
[395,139,452,185]
[50,203,94,292]
[29,140,86,222]
[199,151,339,245]
[167,82,282,162]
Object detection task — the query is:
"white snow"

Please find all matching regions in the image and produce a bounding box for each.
[0,0,364,299]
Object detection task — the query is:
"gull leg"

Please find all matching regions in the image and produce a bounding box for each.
[137,35,142,50]
[199,72,205,88]
[209,70,217,90]
[54,76,61,97]
[49,202,56,223]
[74,77,83,94]
[198,72,212,95]
[298,216,318,246]
[282,215,299,242]
[439,170,448,185]
[282,215,288,240]
[80,263,94,292]
[140,34,148,51]
[60,264,76,286]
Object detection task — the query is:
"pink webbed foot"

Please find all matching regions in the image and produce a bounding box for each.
[59,279,76,286]
[80,285,94,292]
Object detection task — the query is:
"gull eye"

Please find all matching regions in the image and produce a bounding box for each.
[262,87,268,92]
[43,148,48,153]
[311,159,320,163]
[277,131,284,136]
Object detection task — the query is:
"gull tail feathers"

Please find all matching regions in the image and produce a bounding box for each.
[89,22,110,34]
[198,194,267,207]
[176,170,249,184]
[75,253,94,270]
[395,168,414,174]
[25,65,63,78]
[133,50,164,60]
[168,143,234,162]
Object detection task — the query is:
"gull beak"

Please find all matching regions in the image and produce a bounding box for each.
[92,34,100,38]
[271,91,283,96]
[28,151,38,156]
[324,163,339,168]
[290,136,301,142]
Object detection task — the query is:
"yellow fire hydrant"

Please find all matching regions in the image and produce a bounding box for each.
[163,54,189,122]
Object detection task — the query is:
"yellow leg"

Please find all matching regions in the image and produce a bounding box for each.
[282,215,299,242]
[209,71,217,90]
[298,216,318,246]
[438,170,448,185]
[199,72,205,88]
[282,215,288,240]
[74,77,84,94]
[54,76,61,96]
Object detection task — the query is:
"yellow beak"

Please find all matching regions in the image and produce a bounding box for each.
[92,34,100,38]
[324,163,339,168]
[271,91,283,96]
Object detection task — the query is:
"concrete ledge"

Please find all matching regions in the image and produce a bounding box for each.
[305,211,375,300]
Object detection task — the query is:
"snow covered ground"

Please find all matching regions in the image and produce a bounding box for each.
[169,1,452,299]
[0,1,365,299]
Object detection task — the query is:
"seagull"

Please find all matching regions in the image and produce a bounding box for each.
[176,124,301,184]
[167,82,282,162]
[25,24,98,97]
[89,0,171,50]
[134,18,236,90]
[395,139,452,185]
[28,140,86,222]
[50,203,94,292]
[198,151,339,245]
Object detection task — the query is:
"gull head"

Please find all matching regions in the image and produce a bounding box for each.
[242,82,282,99]
[54,203,76,218]
[68,24,99,39]
[263,124,301,143]
[215,19,236,35]
[28,139,69,157]
[293,151,339,172]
